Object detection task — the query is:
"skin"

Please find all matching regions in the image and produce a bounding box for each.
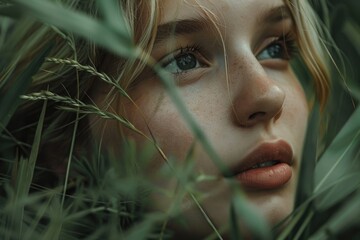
[92,0,309,238]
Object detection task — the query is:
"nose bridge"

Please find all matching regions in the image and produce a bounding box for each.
[230,55,285,127]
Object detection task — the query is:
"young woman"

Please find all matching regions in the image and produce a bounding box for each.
[1,0,330,239]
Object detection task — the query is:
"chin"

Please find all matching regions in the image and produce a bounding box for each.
[246,179,296,227]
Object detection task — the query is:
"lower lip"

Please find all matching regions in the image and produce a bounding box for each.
[236,163,292,189]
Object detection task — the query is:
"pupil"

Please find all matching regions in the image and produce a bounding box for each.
[268,44,283,58]
[176,53,196,70]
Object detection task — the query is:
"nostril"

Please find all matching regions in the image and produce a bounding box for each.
[249,112,266,120]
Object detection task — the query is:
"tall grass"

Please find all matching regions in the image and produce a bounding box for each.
[0,0,359,239]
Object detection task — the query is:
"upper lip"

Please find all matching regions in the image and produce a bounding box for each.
[228,140,294,177]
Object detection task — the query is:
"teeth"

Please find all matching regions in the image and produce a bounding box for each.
[251,160,279,169]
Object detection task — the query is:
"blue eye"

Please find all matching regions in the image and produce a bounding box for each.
[161,46,208,74]
[257,43,289,60]
[164,52,201,73]
[257,34,297,61]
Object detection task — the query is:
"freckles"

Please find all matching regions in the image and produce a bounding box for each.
[148,105,195,157]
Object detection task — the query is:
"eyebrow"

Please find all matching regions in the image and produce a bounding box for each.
[258,5,291,24]
[154,18,208,44]
[154,5,291,44]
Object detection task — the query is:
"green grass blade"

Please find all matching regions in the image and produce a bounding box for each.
[315,172,360,211]
[314,106,360,193]
[0,5,22,19]
[309,190,360,240]
[5,100,47,239]
[0,42,52,133]
[124,214,162,240]
[22,100,47,195]
[96,0,131,40]
[40,198,63,240]
[14,0,135,58]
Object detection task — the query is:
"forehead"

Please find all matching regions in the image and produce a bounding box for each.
[159,0,287,24]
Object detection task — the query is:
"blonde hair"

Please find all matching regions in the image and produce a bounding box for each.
[2,0,330,173]
[286,0,330,110]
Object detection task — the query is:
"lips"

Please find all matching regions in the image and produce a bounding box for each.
[231,140,294,190]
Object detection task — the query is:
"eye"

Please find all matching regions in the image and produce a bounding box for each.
[257,34,297,61]
[257,42,290,61]
[161,46,209,74]
[165,52,200,73]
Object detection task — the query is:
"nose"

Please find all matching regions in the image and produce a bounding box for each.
[232,70,285,127]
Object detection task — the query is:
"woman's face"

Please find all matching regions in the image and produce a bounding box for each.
[94,0,308,237]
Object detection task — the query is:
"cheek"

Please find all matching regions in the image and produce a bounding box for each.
[149,110,194,159]
[282,78,309,163]
[124,87,195,163]
[288,81,309,126]
[125,79,223,159]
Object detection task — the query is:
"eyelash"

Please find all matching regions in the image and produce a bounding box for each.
[285,33,298,54]
[161,44,206,73]
[265,32,298,60]
[179,45,202,57]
